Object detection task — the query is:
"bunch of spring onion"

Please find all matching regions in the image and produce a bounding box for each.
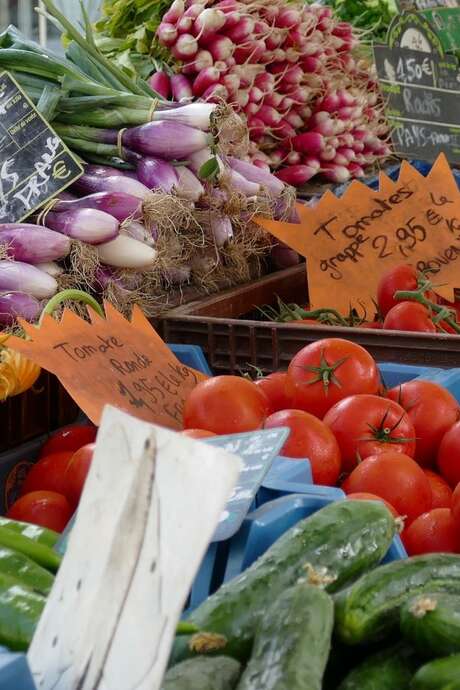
[0,2,295,320]
[149,0,391,186]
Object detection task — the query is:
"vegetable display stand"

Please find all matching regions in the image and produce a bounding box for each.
[0,372,79,454]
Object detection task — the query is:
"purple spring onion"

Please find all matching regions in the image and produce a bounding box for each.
[44,209,119,246]
[57,191,77,201]
[95,235,157,269]
[227,168,260,196]
[175,166,204,201]
[85,164,139,181]
[0,261,58,299]
[152,103,216,131]
[271,242,301,269]
[136,157,178,193]
[227,157,284,196]
[72,174,151,200]
[188,147,224,175]
[0,292,42,325]
[52,192,143,223]
[0,224,71,263]
[209,214,233,247]
[122,121,209,160]
[35,262,64,278]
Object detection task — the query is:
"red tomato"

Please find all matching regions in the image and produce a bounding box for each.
[264,409,341,485]
[183,376,269,435]
[402,508,460,555]
[323,394,416,473]
[437,421,460,487]
[342,451,432,524]
[377,265,418,316]
[377,265,437,317]
[62,443,95,508]
[387,380,460,468]
[20,452,75,497]
[290,319,322,326]
[346,492,399,518]
[181,429,217,439]
[285,338,380,419]
[7,491,72,533]
[360,322,384,330]
[254,372,291,415]
[39,424,97,459]
[383,302,437,333]
[423,469,452,509]
[452,483,460,523]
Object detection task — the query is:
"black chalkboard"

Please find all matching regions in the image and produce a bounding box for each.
[374,13,460,164]
[0,71,82,223]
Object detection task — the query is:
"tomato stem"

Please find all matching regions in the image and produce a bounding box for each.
[394,286,460,334]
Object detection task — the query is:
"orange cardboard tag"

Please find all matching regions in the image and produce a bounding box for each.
[8,303,207,429]
[256,154,460,314]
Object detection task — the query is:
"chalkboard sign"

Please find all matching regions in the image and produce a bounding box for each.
[422,7,460,51]
[374,13,460,164]
[205,428,289,542]
[0,71,82,223]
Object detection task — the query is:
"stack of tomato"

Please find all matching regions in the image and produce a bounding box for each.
[6,425,97,532]
[183,337,460,556]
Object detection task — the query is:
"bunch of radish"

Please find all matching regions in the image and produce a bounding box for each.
[155,0,391,186]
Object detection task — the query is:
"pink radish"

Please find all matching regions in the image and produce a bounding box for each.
[192,66,220,96]
[157,23,178,47]
[194,8,226,36]
[171,74,193,101]
[222,72,240,94]
[257,104,282,126]
[284,111,303,129]
[148,71,171,99]
[203,83,229,101]
[163,0,185,24]
[245,102,260,116]
[205,34,234,60]
[225,16,255,42]
[275,164,318,185]
[171,34,198,59]
[177,16,193,33]
[291,131,325,155]
[319,146,336,162]
[184,3,207,19]
[275,7,302,28]
[248,117,265,140]
[286,151,301,165]
[322,164,351,183]
[348,162,365,178]
[274,119,296,139]
[223,10,242,29]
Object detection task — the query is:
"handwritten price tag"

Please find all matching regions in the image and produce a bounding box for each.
[8,303,207,429]
[0,72,82,222]
[255,154,460,314]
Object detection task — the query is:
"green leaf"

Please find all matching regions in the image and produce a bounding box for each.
[198,157,220,181]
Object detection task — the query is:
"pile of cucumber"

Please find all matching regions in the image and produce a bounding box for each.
[163,500,460,690]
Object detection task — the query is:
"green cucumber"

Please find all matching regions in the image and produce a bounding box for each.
[0,526,61,572]
[174,500,396,662]
[0,572,46,651]
[0,517,59,549]
[401,593,460,657]
[163,656,241,690]
[237,582,333,690]
[334,554,460,645]
[411,654,460,690]
[0,546,54,596]
[337,644,421,690]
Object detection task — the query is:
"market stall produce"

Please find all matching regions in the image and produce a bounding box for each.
[94,0,392,185]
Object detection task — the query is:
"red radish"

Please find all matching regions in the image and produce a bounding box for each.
[225,16,255,42]
[248,117,265,140]
[249,86,263,103]
[177,16,193,33]
[257,104,282,126]
[244,102,259,116]
[205,34,234,60]
[276,164,318,185]
[192,66,220,96]
[266,31,284,50]
[171,74,193,101]
[189,49,214,73]
[215,0,239,11]
[236,89,249,108]
[222,72,240,94]
[157,23,178,47]
[322,164,351,183]
[320,146,337,162]
[274,120,296,139]
[202,83,229,101]
[291,131,325,154]
[301,56,321,73]
[148,71,171,99]
[276,7,302,28]
[286,151,301,165]
[264,92,284,108]
[223,10,241,29]
[284,111,303,129]
[163,0,185,24]
[171,34,198,60]
[194,8,226,38]
[184,3,207,19]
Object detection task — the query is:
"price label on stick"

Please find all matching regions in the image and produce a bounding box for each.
[8,303,208,429]
[0,72,82,222]
[28,405,241,690]
[255,154,460,315]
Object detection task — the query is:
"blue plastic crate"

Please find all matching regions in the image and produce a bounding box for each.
[0,647,35,690]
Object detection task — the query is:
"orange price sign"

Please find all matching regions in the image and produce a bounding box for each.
[255,154,460,315]
[8,303,207,429]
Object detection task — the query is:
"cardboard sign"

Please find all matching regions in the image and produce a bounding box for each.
[255,154,460,314]
[205,427,289,541]
[8,303,207,429]
[0,72,82,222]
[28,405,241,690]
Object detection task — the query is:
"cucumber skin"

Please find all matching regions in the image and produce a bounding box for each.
[237,583,333,690]
[401,593,460,657]
[334,554,460,645]
[411,654,460,690]
[0,573,46,651]
[337,644,421,690]
[163,656,241,690]
[175,501,395,662]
